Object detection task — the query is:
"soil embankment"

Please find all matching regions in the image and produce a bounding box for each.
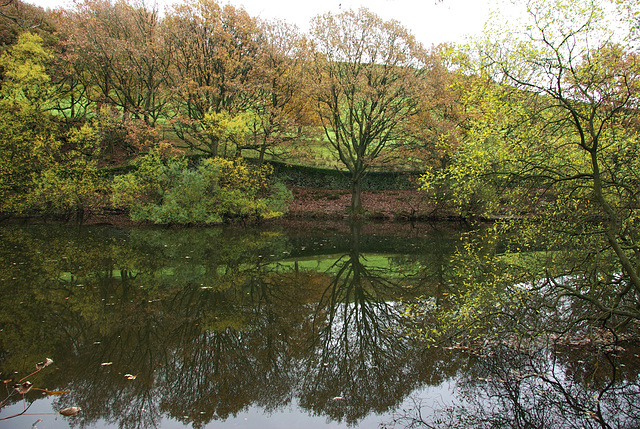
[24,186,444,227]
[286,186,448,220]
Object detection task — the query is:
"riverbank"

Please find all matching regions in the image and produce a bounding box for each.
[1,186,455,227]
[286,186,454,221]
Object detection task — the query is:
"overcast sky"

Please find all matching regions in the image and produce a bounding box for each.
[227,0,497,46]
[25,0,507,46]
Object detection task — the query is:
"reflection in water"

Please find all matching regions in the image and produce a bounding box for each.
[1,222,638,428]
[301,221,420,425]
[387,341,640,428]
[0,222,458,428]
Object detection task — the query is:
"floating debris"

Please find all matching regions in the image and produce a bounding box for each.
[42,389,71,396]
[14,381,33,394]
[59,406,82,417]
[35,358,53,370]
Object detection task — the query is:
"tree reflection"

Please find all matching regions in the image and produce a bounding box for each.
[0,222,459,428]
[299,221,425,425]
[387,340,640,429]
[392,221,640,428]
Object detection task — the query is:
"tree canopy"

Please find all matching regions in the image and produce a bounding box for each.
[417,0,640,338]
[310,8,428,215]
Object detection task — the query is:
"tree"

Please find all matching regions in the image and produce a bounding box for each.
[309,8,427,215]
[400,44,472,214]
[164,0,261,157]
[0,0,46,33]
[0,31,59,213]
[422,0,640,333]
[58,0,171,126]
[244,19,316,163]
[0,29,52,104]
[0,32,106,218]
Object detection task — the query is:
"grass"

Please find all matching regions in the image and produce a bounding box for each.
[157,124,421,174]
[270,253,422,277]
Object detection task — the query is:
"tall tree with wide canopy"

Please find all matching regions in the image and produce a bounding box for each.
[58,0,171,125]
[423,0,640,335]
[309,8,427,215]
[164,0,261,157]
[245,19,315,163]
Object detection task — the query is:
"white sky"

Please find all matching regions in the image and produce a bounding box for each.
[227,0,497,46]
[24,0,507,46]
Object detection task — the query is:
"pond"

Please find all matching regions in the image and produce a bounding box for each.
[0,220,639,428]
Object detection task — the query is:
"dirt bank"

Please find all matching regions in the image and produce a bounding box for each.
[4,186,451,227]
[286,186,454,221]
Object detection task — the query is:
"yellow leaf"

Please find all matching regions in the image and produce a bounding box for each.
[44,389,71,396]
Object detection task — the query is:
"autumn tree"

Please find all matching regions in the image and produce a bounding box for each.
[309,8,427,215]
[399,43,471,213]
[57,0,171,126]
[0,31,58,212]
[0,0,48,40]
[164,0,261,157]
[0,31,105,218]
[244,19,316,163]
[423,0,640,334]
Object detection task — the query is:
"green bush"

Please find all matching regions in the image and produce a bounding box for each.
[111,152,292,224]
[264,181,294,215]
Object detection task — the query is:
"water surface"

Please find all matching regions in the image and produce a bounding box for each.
[0,221,638,428]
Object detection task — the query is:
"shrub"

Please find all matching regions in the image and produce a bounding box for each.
[264,181,294,216]
[111,153,291,224]
[29,123,106,217]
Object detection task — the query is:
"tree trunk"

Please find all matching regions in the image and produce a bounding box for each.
[350,177,363,216]
[208,135,219,158]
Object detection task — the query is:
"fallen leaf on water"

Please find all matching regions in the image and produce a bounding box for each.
[100,362,113,366]
[35,358,53,370]
[14,381,33,394]
[43,389,71,396]
[59,406,82,416]
[124,374,137,380]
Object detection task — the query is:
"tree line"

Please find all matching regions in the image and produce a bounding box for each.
[0,0,460,220]
[1,0,640,228]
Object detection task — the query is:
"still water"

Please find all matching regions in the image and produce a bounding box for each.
[0,221,638,428]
